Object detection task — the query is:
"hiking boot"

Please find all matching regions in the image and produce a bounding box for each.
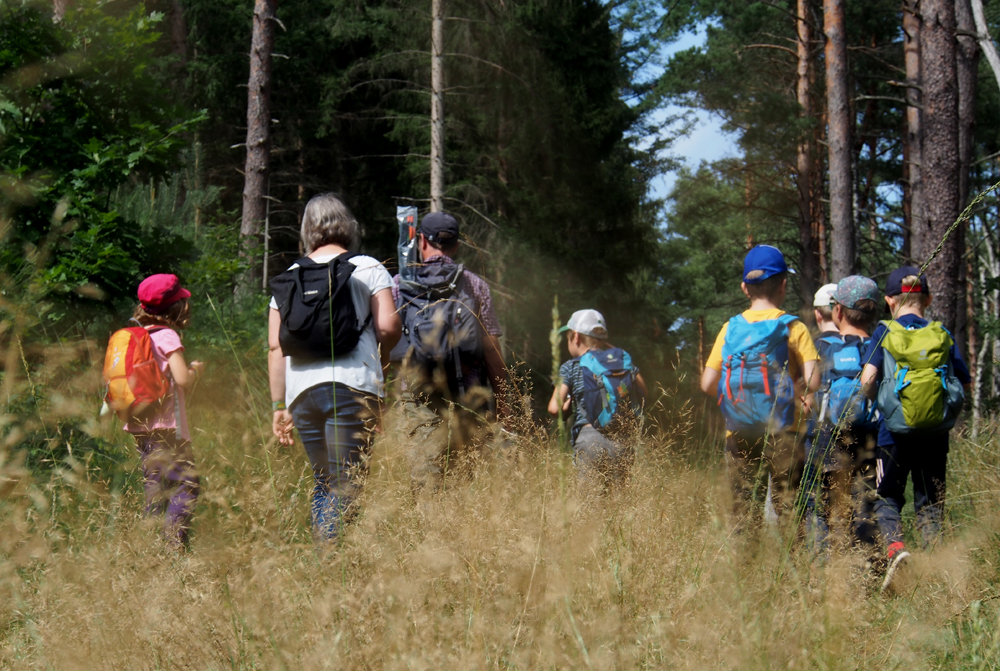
[880,543,911,595]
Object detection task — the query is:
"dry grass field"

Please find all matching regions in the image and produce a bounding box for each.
[2,344,1000,670]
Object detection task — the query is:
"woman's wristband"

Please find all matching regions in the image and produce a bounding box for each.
[273,401,286,411]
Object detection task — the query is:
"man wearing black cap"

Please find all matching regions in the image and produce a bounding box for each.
[392,212,509,489]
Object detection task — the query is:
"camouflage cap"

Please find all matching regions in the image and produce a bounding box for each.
[833,275,880,310]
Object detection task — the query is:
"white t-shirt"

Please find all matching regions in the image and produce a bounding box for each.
[270,253,393,406]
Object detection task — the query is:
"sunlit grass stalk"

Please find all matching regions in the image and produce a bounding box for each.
[206,294,277,503]
[550,294,568,454]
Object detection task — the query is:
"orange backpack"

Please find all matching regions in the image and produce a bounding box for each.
[103,324,171,422]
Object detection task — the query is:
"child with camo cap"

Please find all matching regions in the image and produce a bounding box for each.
[804,276,882,555]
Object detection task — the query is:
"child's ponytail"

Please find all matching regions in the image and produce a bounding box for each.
[133,297,191,330]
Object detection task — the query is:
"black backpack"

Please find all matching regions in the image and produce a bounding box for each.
[269,253,371,360]
[392,262,485,397]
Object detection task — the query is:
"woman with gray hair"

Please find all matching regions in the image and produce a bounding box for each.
[267,193,401,541]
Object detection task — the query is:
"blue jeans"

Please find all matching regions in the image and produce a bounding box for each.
[291,383,378,540]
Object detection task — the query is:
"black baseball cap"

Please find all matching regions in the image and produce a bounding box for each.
[885,265,929,296]
[420,212,459,244]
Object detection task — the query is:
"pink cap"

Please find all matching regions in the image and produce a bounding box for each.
[138,274,191,314]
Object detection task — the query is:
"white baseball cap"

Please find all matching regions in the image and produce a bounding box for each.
[558,309,608,340]
[813,283,838,308]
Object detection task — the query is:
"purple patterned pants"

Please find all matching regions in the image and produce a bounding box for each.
[134,432,200,548]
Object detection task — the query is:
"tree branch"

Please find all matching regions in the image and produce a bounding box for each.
[742,43,799,58]
[855,94,917,108]
[971,0,1000,94]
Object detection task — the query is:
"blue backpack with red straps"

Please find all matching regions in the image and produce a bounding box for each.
[717,314,798,432]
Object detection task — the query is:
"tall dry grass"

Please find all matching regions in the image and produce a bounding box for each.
[2,347,1000,671]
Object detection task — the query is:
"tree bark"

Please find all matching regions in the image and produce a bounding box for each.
[973,258,989,439]
[903,1,925,262]
[796,0,819,305]
[824,0,853,280]
[430,0,445,213]
[239,0,277,293]
[53,0,72,21]
[901,121,912,259]
[814,121,828,283]
[955,0,979,356]
[169,0,188,64]
[921,0,961,332]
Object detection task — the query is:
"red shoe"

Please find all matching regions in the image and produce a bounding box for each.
[881,542,910,595]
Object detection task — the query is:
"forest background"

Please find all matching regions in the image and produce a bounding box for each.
[7,0,1000,420]
[6,0,1000,667]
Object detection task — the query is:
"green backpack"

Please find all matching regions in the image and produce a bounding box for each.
[876,320,965,434]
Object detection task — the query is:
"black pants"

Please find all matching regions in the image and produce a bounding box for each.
[873,432,949,549]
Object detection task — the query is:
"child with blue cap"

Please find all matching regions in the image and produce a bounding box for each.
[700,245,820,531]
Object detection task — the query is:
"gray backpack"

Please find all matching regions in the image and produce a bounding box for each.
[392,262,484,397]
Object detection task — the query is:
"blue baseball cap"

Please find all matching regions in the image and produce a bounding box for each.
[743,245,793,284]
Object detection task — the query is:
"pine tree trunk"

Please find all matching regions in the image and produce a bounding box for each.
[824,0,853,280]
[169,1,187,64]
[796,0,819,304]
[814,122,829,283]
[239,0,277,294]
[430,0,445,213]
[955,0,979,356]
[902,123,912,259]
[904,1,925,261]
[921,0,961,333]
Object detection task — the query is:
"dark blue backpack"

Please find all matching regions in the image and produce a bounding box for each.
[578,347,641,430]
[816,335,875,429]
[718,314,798,431]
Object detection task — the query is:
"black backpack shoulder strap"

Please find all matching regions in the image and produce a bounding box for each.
[334,251,374,330]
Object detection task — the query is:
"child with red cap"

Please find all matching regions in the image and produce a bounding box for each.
[125,273,204,549]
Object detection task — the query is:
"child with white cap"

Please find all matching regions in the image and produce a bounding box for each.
[548,309,647,482]
[813,283,840,335]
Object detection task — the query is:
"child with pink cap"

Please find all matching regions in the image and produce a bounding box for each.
[123,273,204,549]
